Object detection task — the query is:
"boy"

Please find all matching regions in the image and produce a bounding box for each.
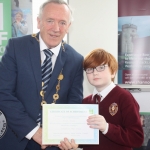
[58,48,143,150]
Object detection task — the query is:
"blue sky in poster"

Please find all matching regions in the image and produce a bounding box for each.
[118,16,150,37]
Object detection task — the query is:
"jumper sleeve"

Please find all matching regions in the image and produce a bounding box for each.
[105,93,144,148]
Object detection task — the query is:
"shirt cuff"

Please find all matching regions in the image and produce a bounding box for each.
[102,123,109,134]
[25,125,40,140]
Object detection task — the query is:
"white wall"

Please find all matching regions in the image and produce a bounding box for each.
[132,92,150,112]
[68,0,118,97]
[32,0,46,33]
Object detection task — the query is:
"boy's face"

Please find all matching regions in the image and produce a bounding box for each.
[86,65,115,92]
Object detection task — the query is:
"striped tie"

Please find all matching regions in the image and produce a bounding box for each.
[42,49,53,92]
[36,49,53,126]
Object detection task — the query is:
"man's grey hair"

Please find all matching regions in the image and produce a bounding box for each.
[38,0,73,22]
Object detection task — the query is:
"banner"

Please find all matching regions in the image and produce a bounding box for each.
[118,0,150,149]
[118,0,150,85]
[0,0,11,59]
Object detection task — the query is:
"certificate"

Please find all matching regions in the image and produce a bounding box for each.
[42,104,99,145]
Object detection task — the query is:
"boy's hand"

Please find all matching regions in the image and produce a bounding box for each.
[58,138,78,150]
[87,115,107,132]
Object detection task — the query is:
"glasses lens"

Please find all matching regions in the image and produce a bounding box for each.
[96,65,105,72]
[86,68,93,73]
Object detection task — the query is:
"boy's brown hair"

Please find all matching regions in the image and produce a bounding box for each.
[83,48,118,82]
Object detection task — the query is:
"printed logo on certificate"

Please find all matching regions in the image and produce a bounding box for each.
[42,104,99,145]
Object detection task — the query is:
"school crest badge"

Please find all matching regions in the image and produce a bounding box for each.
[109,103,118,116]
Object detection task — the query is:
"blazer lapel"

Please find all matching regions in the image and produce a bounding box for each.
[45,45,67,99]
[29,34,42,95]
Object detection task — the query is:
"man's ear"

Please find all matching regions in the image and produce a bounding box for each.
[37,17,41,29]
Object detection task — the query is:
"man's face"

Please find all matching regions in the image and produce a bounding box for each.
[37,3,71,48]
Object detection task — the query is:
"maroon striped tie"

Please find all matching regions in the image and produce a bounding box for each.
[93,94,101,104]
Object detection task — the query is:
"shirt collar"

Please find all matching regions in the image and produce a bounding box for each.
[92,82,116,99]
[39,34,61,57]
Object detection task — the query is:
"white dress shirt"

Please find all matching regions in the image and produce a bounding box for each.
[25,35,61,140]
[40,35,61,68]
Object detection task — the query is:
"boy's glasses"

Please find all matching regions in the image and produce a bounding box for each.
[84,65,108,74]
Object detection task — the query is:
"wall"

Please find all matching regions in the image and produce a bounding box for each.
[68,0,118,97]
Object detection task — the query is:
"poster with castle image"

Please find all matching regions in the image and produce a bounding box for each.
[118,0,150,85]
[118,16,150,85]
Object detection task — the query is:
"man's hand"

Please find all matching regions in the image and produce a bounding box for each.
[58,138,78,150]
[32,127,48,149]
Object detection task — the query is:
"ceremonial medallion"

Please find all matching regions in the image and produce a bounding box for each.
[109,103,118,116]
[53,94,59,100]
[41,100,47,106]
[40,91,44,97]
[58,74,64,80]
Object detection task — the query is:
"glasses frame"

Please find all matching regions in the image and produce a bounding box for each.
[84,65,108,74]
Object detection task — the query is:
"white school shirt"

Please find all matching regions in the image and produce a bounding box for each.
[92,82,116,134]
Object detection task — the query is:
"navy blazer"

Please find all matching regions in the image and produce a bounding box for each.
[0,34,83,150]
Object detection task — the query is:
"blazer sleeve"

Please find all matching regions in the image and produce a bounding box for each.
[0,38,37,141]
